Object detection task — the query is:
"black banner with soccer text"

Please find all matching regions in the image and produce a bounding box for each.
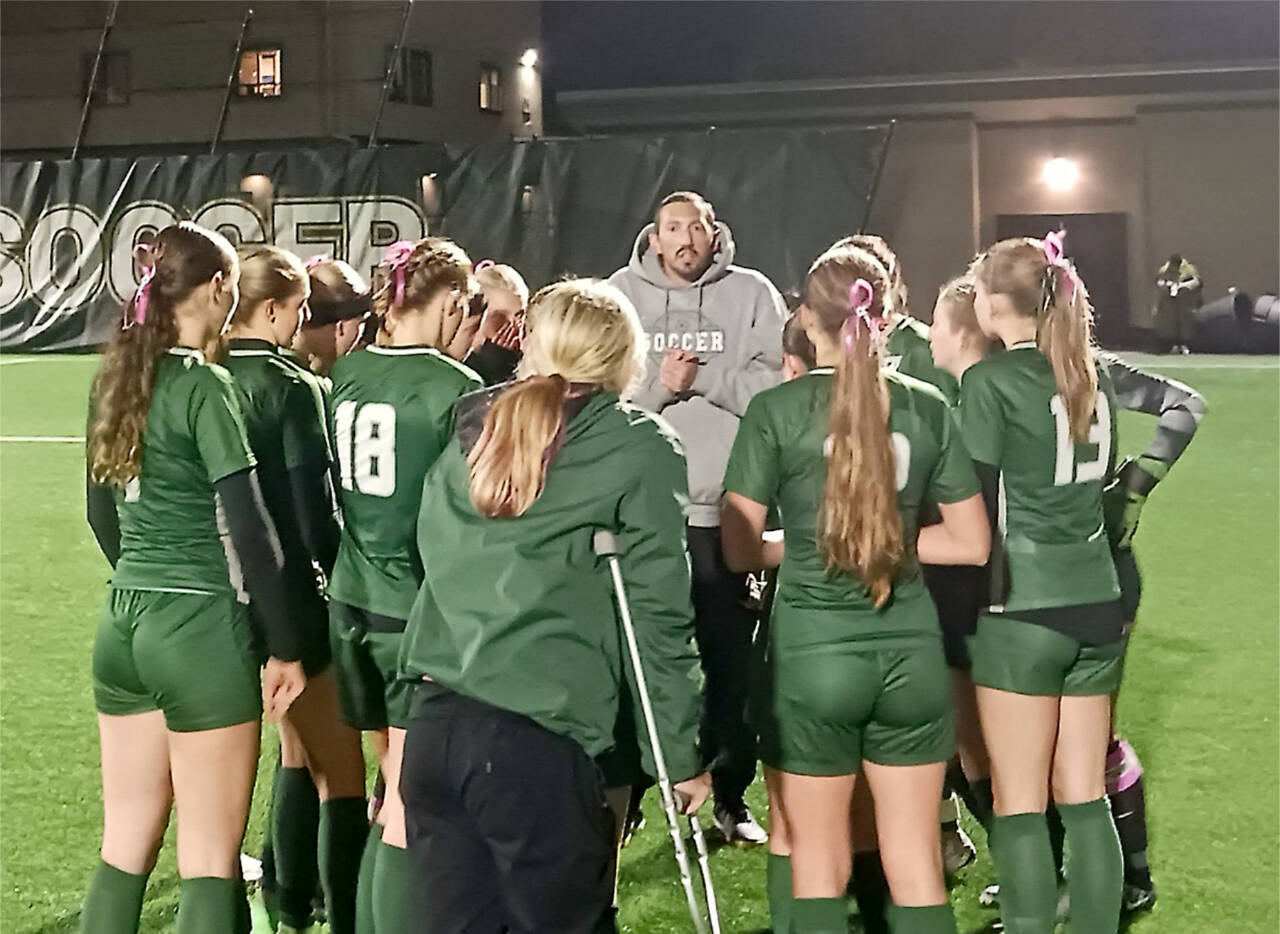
[0,126,888,351]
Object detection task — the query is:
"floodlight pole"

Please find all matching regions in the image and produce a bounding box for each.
[211,6,255,156]
[71,0,120,160]
[368,0,414,148]
[858,118,896,234]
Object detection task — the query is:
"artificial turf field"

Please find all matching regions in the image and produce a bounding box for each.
[1,352,1276,933]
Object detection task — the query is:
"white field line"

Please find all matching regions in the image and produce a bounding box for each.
[0,356,98,366]
[0,436,84,443]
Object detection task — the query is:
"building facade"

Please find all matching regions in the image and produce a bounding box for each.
[556,60,1279,336]
[0,0,543,156]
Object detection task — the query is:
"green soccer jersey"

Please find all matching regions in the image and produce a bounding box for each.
[399,391,702,781]
[723,367,980,647]
[884,316,959,404]
[223,339,330,483]
[959,343,1120,611]
[276,348,335,461]
[107,347,256,594]
[327,346,483,620]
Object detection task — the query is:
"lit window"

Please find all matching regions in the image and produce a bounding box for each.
[238,48,282,98]
[81,51,129,106]
[388,47,433,107]
[479,64,502,113]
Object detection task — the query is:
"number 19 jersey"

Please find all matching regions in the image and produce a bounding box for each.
[327,346,482,620]
[959,343,1120,613]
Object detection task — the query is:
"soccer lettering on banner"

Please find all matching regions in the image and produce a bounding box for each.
[1050,393,1112,485]
[0,196,427,348]
[335,400,397,497]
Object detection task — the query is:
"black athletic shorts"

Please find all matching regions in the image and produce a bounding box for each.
[922,563,986,670]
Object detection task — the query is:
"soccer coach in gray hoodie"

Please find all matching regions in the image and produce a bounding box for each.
[609,191,784,844]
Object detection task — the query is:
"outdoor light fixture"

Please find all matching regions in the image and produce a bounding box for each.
[520,48,538,69]
[1042,157,1080,192]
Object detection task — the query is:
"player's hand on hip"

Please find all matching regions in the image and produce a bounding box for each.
[673,772,712,815]
[262,658,307,722]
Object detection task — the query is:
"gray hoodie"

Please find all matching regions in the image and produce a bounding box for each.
[608,222,784,527]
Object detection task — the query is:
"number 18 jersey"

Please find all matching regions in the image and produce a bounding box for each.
[327,346,482,620]
[959,343,1120,614]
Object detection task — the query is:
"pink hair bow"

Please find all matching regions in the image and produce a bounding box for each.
[127,244,156,328]
[1042,230,1077,302]
[384,240,416,306]
[840,278,881,356]
[304,254,329,271]
[473,259,495,273]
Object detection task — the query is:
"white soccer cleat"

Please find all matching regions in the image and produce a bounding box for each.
[239,852,263,883]
[714,804,768,846]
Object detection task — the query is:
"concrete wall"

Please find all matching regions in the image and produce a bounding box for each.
[865,118,980,322]
[0,0,542,152]
[1141,104,1280,305]
[978,120,1146,325]
[865,107,1278,330]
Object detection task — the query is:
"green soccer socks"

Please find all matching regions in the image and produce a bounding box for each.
[989,812,1057,934]
[1058,797,1123,933]
[80,860,148,934]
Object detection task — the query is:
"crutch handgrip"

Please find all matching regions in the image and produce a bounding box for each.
[593,529,620,558]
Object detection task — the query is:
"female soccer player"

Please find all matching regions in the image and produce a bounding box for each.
[326,237,483,932]
[461,260,528,385]
[961,234,1126,934]
[82,222,302,932]
[398,278,709,934]
[841,234,958,402]
[223,245,368,933]
[721,242,989,934]
[294,257,371,377]
[931,273,1207,915]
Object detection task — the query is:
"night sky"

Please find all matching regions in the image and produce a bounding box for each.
[542,1,1279,94]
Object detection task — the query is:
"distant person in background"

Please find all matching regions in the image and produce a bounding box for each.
[1154,253,1201,355]
[608,190,785,845]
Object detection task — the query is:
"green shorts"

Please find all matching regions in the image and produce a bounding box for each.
[969,613,1125,697]
[329,601,413,731]
[760,638,954,776]
[93,589,262,732]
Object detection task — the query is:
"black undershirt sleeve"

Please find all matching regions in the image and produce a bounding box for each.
[216,467,302,662]
[973,460,1005,607]
[287,461,341,577]
[85,476,121,569]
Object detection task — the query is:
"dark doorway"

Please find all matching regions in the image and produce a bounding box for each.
[996,212,1131,348]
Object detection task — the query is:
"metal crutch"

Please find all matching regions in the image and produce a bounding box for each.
[594,530,722,934]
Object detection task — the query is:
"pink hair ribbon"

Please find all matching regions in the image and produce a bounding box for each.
[839,278,882,356]
[473,259,495,273]
[1042,230,1077,303]
[304,254,329,271]
[126,243,156,328]
[384,240,416,306]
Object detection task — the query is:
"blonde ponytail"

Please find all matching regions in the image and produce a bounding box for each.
[468,375,567,517]
[466,278,644,518]
[973,236,1099,441]
[1039,265,1098,441]
[805,244,904,607]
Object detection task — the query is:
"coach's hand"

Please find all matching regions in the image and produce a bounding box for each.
[263,658,307,722]
[673,772,712,815]
[660,349,700,394]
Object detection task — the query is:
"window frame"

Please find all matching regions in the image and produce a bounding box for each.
[478,63,503,114]
[237,46,284,99]
[386,45,433,107]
